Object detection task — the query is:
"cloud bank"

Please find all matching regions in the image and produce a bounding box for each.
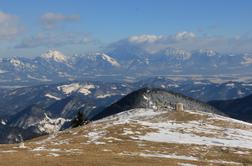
[0,11,23,40]
[116,32,252,54]
[41,12,80,29]
[15,32,95,48]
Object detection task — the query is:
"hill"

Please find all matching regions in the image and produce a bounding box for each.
[0,89,252,165]
[91,88,222,120]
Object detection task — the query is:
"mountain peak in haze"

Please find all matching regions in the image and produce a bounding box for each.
[41,50,67,62]
[196,49,218,56]
[95,52,121,67]
[164,47,192,60]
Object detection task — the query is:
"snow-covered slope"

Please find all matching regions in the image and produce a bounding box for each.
[96,52,121,67]
[57,83,95,95]
[37,114,69,134]
[1,105,252,165]
[41,50,67,63]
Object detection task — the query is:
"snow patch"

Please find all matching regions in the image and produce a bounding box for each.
[225,83,235,88]
[96,53,120,67]
[0,150,17,153]
[139,153,198,161]
[47,153,60,157]
[96,94,112,99]
[1,119,6,125]
[87,131,106,144]
[178,163,197,166]
[137,115,252,149]
[37,114,69,134]
[45,93,61,100]
[242,56,252,65]
[57,83,95,95]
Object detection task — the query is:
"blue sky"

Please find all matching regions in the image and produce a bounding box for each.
[0,0,252,57]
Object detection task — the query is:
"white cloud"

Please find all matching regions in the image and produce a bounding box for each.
[128,35,164,43]
[174,31,196,41]
[122,32,252,54]
[41,12,80,29]
[15,32,95,48]
[0,11,23,40]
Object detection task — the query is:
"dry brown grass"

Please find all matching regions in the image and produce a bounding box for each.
[1,109,252,166]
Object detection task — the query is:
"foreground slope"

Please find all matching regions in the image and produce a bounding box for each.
[1,106,252,165]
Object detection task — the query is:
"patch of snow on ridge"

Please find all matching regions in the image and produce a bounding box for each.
[57,83,80,94]
[9,58,35,69]
[96,94,112,99]
[96,53,121,67]
[57,83,95,95]
[178,163,197,166]
[1,119,6,125]
[10,58,23,67]
[45,93,61,100]
[87,131,106,144]
[97,108,252,149]
[139,153,198,161]
[241,56,252,65]
[135,111,252,149]
[98,108,165,125]
[78,84,95,95]
[37,114,69,134]
[226,83,235,88]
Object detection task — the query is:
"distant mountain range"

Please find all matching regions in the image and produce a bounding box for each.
[0,48,252,86]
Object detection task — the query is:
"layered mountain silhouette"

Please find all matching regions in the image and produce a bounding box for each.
[91,88,223,120]
[209,94,252,122]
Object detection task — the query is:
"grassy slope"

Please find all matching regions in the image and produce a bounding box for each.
[0,109,252,166]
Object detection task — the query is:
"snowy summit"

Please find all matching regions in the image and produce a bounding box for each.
[41,50,67,63]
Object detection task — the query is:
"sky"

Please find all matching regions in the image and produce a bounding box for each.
[0,0,252,57]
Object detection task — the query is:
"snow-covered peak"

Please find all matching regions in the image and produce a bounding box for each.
[96,52,121,67]
[165,47,192,60]
[241,54,252,65]
[41,50,67,62]
[197,49,217,56]
[8,57,35,69]
[10,57,24,67]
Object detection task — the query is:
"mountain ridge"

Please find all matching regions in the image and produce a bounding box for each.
[209,94,252,122]
[1,48,252,86]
